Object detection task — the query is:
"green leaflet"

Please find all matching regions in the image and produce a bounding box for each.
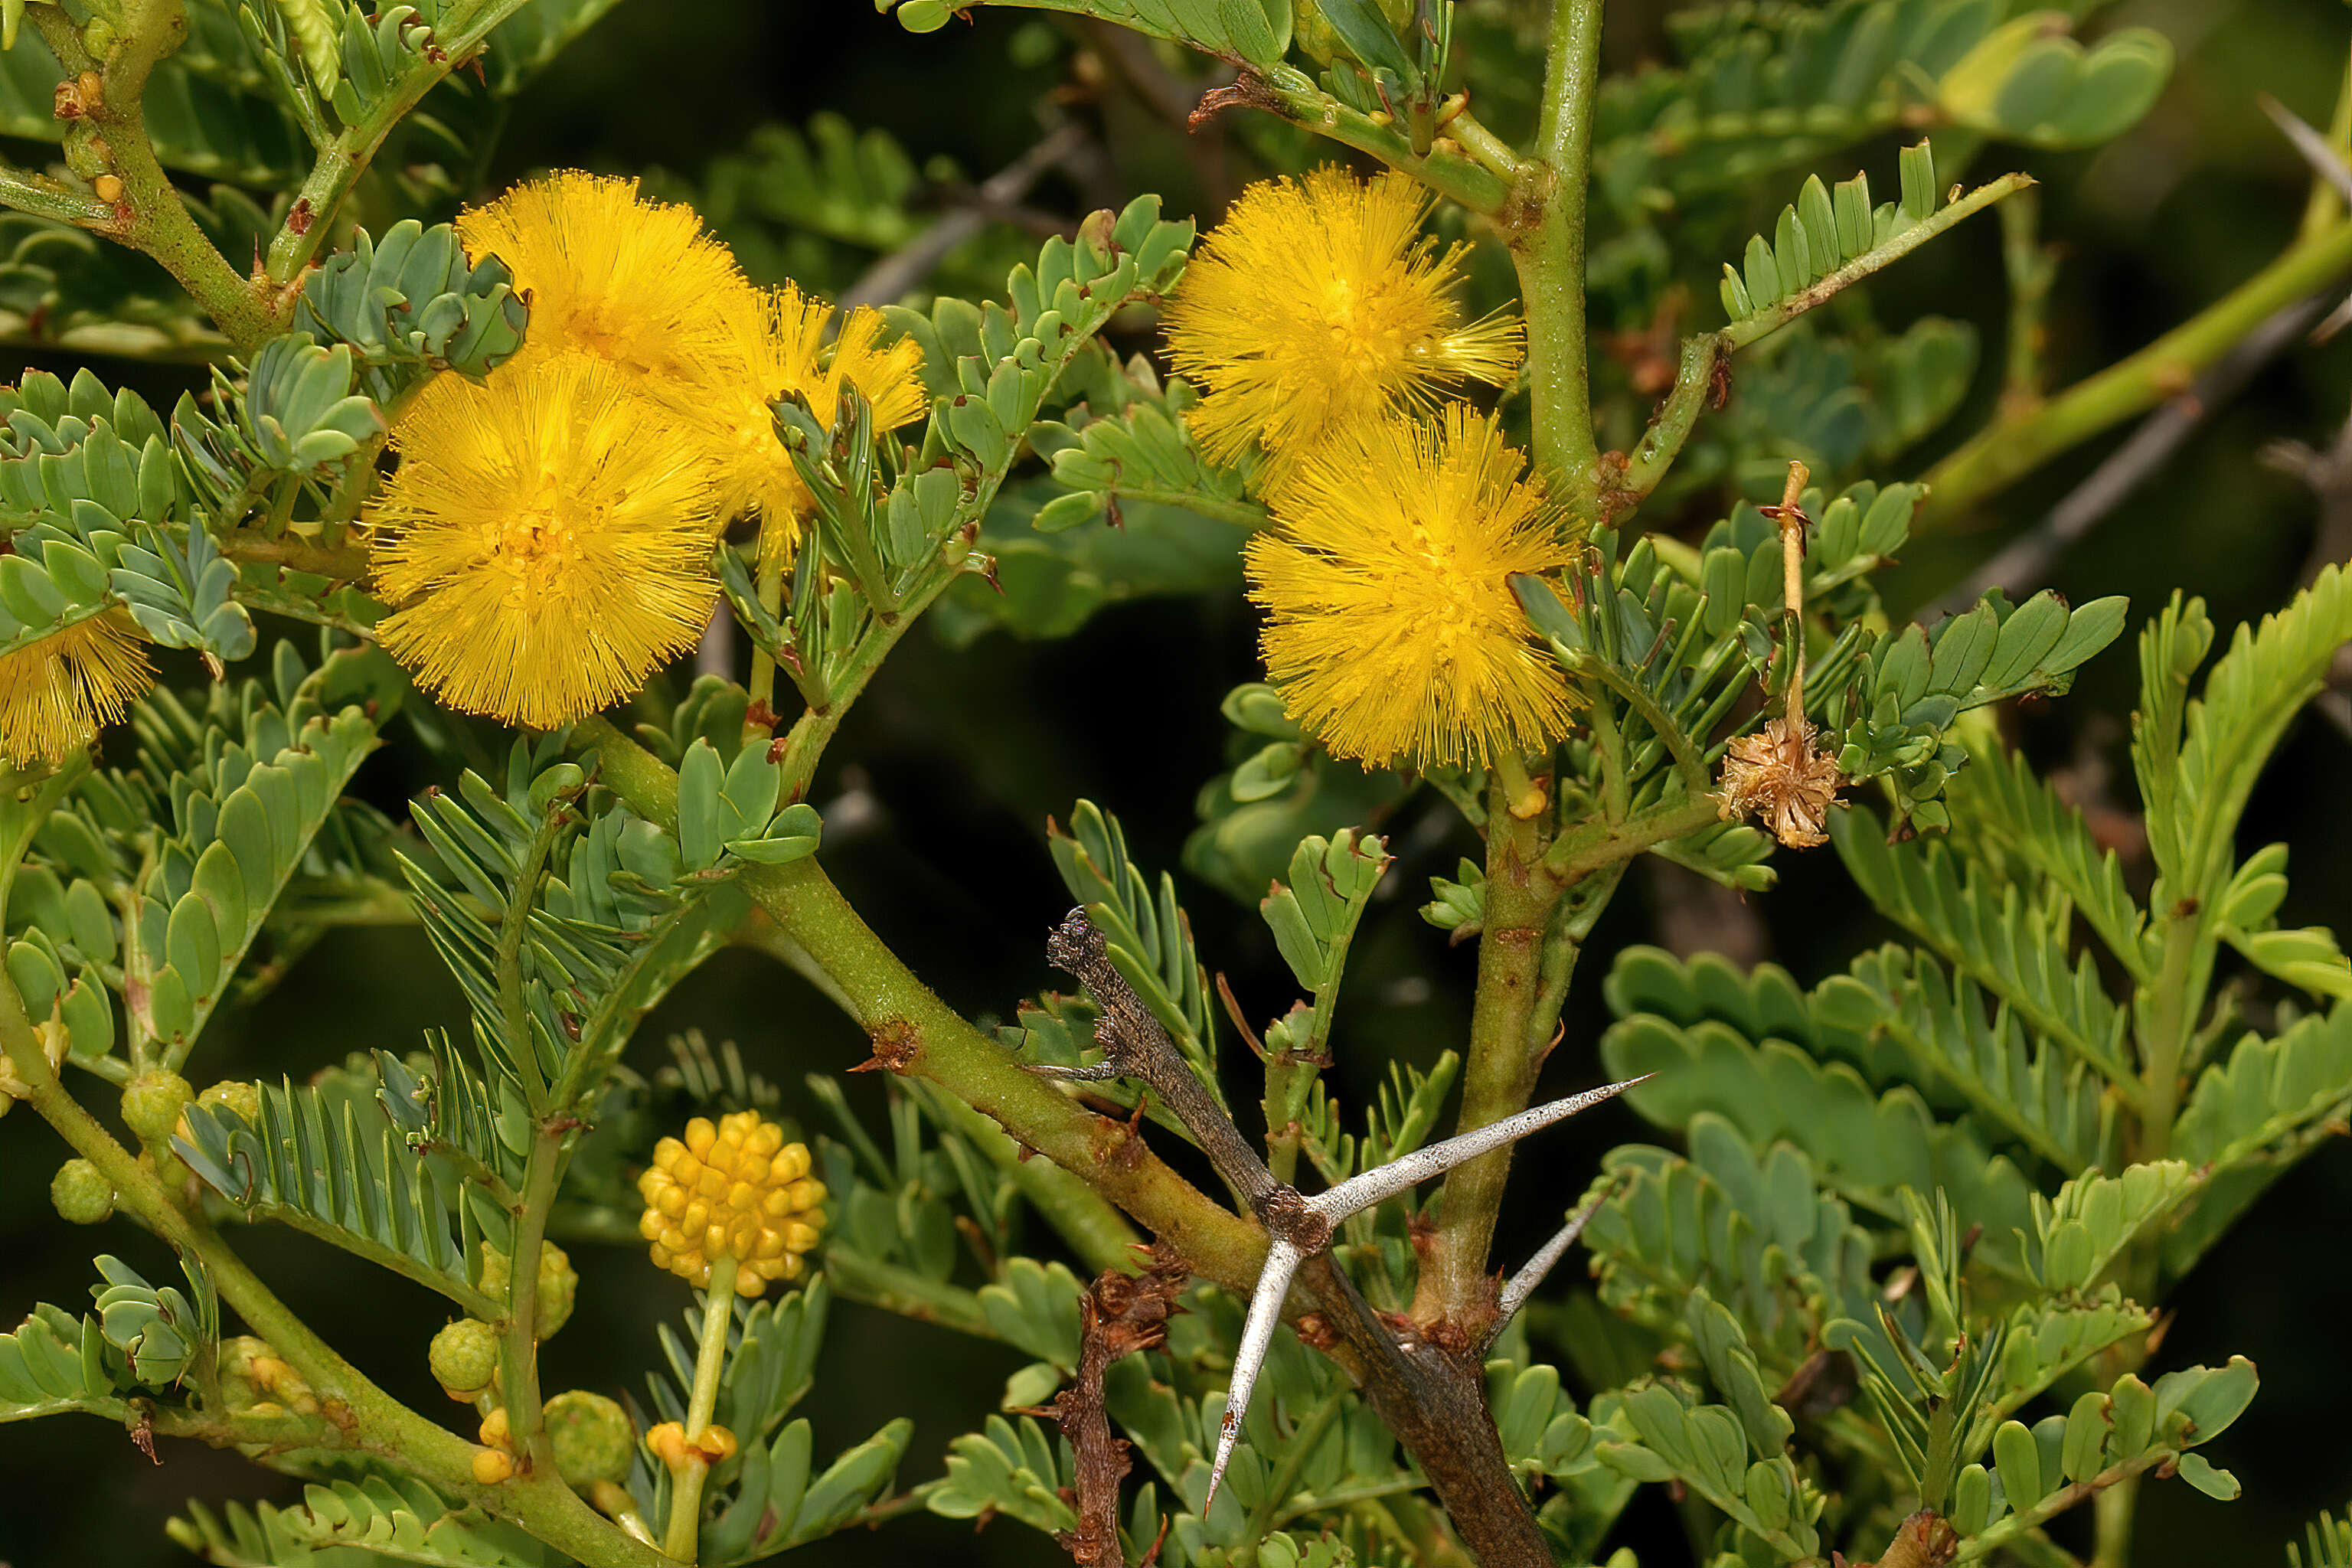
[116,652,387,1063]
[1831,806,2133,1083]
[1580,1134,1880,1373]
[1950,732,2150,982]
[1949,1359,2256,1559]
[175,1063,510,1316]
[0,1302,122,1424]
[2158,562,2352,902]
[293,219,529,400]
[1259,827,1388,994]
[1602,1010,2041,1275]
[1597,0,2171,198]
[1036,370,1266,534]
[1597,1377,1823,1561]
[1716,142,2027,346]
[170,1475,555,1566]
[398,743,743,1109]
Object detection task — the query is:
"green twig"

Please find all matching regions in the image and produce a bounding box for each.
[1509,0,1605,524]
[1266,76,1512,215]
[1721,175,2034,352]
[662,1253,742,1562]
[573,717,1267,1294]
[32,0,279,351]
[1922,215,2352,524]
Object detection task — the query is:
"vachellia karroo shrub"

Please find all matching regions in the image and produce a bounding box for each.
[2,1,2350,1566]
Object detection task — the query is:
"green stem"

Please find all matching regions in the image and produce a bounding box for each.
[0,163,114,227]
[498,1125,565,1462]
[1240,1386,1349,1561]
[2087,1474,2136,1568]
[1541,794,1721,880]
[0,982,665,1568]
[263,0,537,281]
[2136,911,2202,1163]
[497,814,564,1111]
[573,717,1265,1292]
[1612,334,1723,515]
[1416,775,1567,1323]
[1510,0,1604,527]
[662,1253,740,1563]
[1268,78,1512,214]
[1922,214,2352,524]
[823,1249,996,1338]
[218,529,373,580]
[38,0,279,351]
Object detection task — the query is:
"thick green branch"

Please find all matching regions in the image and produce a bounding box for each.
[574,717,1265,1292]
[1415,778,1566,1324]
[1922,214,2352,524]
[45,0,281,351]
[1510,0,1604,527]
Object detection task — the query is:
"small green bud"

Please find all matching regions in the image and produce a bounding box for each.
[195,1080,262,1125]
[81,17,117,56]
[479,1240,578,1338]
[430,1318,501,1400]
[537,1241,577,1337]
[120,1070,193,1151]
[51,1158,113,1223]
[544,1390,633,1488]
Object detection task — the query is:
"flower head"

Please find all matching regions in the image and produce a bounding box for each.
[456,170,755,388]
[0,612,154,767]
[638,1110,826,1296]
[370,358,719,730]
[1246,404,1575,770]
[1163,166,1521,472]
[702,283,929,558]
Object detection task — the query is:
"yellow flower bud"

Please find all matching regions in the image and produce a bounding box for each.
[637,1110,825,1297]
[472,1447,515,1485]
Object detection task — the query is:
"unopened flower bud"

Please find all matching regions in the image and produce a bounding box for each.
[545,1390,633,1488]
[430,1318,500,1401]
[472,1447,514,1485]
[120,1070,192,1151]
[51,1158,113,1224]
[477,1240,578,1338]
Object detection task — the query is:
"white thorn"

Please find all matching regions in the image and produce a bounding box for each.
[1491,1183,1613,1340]
[1302,1076,1648,1227]
[1203,1236,1302,1511]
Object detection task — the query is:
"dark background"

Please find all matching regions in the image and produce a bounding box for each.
[5,0,2352,1563]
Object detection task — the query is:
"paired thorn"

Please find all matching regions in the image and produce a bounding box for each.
[1200,1074,1648,1509]
[1484,1179,1615,1355]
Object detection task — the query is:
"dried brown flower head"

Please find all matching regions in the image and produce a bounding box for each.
[1719,716,1844,848]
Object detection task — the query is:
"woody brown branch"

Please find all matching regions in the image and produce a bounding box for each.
[1036,1250,1190,1568]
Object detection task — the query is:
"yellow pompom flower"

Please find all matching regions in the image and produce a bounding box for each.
[369,358,719,730]
[0,612,154,767]
[1246,403,1576,770]
[638,1111,826,1297]
[1163,166,1522,472]
[701,283,929,560]
[455,170,754,389]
